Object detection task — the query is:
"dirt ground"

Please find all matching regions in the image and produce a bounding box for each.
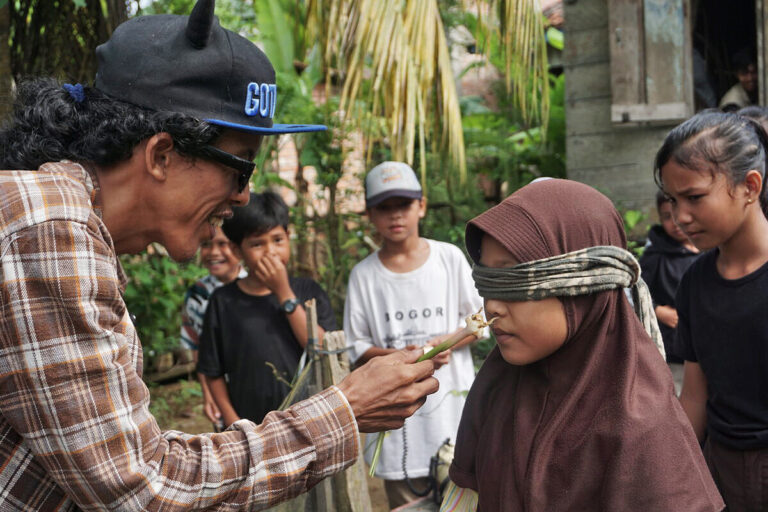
[149,379,390,512]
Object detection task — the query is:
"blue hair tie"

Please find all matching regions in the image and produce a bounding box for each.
[62,83,85,104]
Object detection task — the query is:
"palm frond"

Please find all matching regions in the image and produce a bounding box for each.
[471,0,550,131]
[309,0,466,184]
[307,0,549,183]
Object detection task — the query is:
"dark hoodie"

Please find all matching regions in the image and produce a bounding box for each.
[639,224,700,363]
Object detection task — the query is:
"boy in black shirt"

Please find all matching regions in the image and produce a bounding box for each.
[197,191,335,425]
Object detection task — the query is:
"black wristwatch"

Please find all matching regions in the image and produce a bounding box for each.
[281,298,301,314]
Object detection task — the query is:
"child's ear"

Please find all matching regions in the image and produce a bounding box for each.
[231,242,244,260]
[418,197,427,218]
[744,169,763,204]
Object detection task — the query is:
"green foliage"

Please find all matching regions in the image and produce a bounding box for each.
[253,0,298,76]
[546,26,563,51]
[471,335,496,371]
[7,0,127,82]
[621,208,648,257]
[120,249,206,367]
[460,73,565,203]
[148,378,203,427]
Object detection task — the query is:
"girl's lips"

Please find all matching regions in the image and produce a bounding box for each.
[492,326,508,337]
[494,332,516,345]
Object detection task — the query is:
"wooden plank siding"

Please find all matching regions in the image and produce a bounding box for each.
[564,0,675,217]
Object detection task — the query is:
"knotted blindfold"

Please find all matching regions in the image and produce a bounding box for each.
[472,245,665,357]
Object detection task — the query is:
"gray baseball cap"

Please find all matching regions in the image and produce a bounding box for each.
[365,161,423,208]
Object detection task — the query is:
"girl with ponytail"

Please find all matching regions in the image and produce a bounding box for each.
[655,110,768,511]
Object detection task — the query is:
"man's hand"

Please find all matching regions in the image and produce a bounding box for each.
[252,253,292,297]
[337,349,439,433]
[655,305,679,329]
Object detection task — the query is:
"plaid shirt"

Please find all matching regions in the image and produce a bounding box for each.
[0,162,358,511]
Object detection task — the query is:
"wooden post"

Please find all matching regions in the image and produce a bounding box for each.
[305,299,335,512]
[268,303,372,512]
[324,330,373,512]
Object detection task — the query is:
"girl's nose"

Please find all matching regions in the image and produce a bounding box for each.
[673,205,692,226]
[483,298,504,321]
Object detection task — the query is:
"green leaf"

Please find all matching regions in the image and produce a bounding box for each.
[254,0,295,76]
[623,209,646,231]
[300,44,323,91]
[546,27,564,51]
[73,0,87,7]
[0,0,7,9]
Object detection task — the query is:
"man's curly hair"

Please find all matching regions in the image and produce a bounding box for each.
[0,78,223,170]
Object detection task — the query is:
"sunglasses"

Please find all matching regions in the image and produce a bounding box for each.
[197,145,256,192]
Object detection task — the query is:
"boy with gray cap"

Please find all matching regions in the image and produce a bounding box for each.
[343,161,484,508]
[0,2,438,509]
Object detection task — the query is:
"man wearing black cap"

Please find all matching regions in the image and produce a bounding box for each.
[0,1,438,509]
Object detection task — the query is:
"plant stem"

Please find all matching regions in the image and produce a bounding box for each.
[367,309,492,477]
[368,431,387,477]
[416,327,473,362]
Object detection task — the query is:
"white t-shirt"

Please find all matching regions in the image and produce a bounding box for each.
[343,239,483,479]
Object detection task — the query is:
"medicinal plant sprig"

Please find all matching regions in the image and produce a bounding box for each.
[417,308,492,362]
[368,308,494,477]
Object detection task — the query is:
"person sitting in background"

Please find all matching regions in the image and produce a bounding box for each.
[719,48,758,112]
[181,226,246,430]
[639,191,700,395]
[198,191,336,426]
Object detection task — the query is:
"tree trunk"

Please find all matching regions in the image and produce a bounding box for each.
[0,4,13,121]
[9,0,128,82]
[294,162,315,278]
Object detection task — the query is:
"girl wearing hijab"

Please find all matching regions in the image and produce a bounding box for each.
[441,179,723,511]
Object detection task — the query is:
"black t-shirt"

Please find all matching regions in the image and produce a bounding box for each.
[675,249,768,449]
[197,277,336,423]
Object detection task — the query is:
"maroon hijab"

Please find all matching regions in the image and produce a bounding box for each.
[450,180,722,511]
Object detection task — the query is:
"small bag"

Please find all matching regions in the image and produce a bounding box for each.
[429,438,455,505]
[431,439,478,512]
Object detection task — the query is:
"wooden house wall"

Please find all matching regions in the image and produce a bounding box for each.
[564,0,671,215]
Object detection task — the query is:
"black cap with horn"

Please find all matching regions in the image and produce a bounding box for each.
[185,0,215,49]
[94,0,325,134]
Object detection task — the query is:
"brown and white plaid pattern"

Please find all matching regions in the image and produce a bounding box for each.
[0,162,358,511]
[472,245,665,358]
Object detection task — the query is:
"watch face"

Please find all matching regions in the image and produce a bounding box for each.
[283,299,298,313]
